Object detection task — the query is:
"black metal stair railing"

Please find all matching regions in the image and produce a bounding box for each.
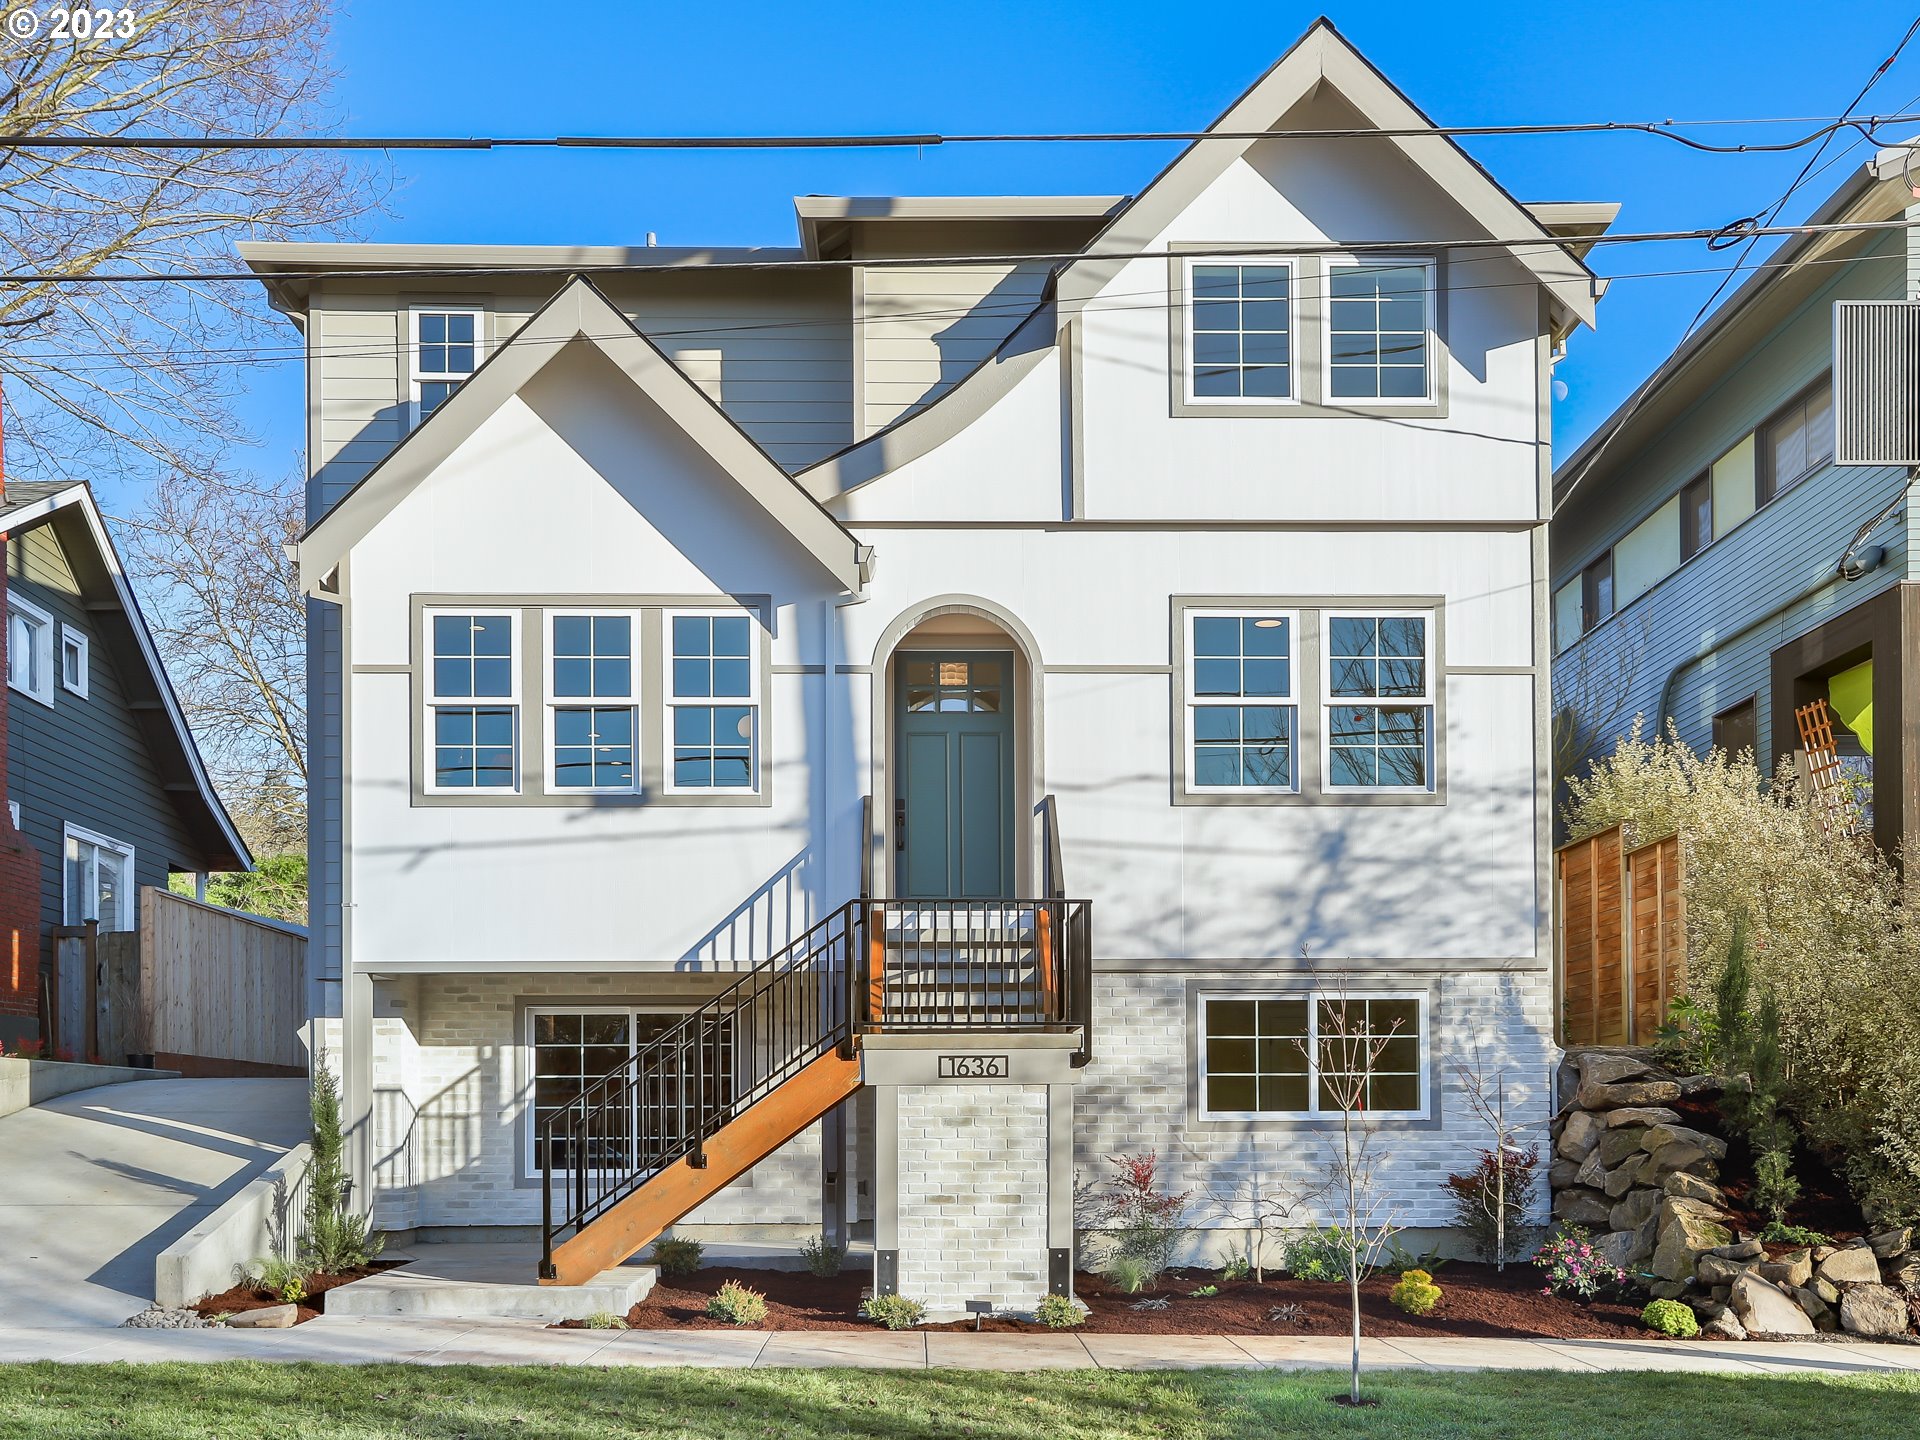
[540,900,860,1279]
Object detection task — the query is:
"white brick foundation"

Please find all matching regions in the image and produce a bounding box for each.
[894,1083,1052,1317]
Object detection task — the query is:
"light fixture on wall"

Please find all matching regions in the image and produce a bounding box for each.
[1253,618,1285,629]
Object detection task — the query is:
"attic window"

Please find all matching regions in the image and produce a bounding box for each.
[1327,260,1433,402]
[1185,259,1295,402]
[410,307,483,425]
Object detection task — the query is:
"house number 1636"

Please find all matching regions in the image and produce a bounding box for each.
[938,1055,1009,1078]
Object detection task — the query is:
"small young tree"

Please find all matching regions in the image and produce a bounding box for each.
[299,1052,383,1275]
[1300,972,1407,1407]
[1189,1157,1319,1283]
[1446,1055,1545,1269]
[1081,1153,1189,1285]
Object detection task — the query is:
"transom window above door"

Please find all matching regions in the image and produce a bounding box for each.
[903,656,1004,713]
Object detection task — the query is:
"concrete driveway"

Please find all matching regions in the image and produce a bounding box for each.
[0,1078,307,1326]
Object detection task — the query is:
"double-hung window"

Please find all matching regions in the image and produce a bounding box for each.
[59,627,88,698]
[1186,260,1295,401]
[1185,611,1298,792]
[1327,260,1433,402]
[63,825,134,931]
[410,307,482,425]
[527,1006,735,1174]
[547,613,638,793]
[667,612,758,791]
[7,594,54,706]
[1324,612,1434,791]
[427,611,518,791]
[1199,992,1425,1118]
[1757,376,1834,504]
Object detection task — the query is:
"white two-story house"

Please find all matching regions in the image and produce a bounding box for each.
[245,20,1607,1316]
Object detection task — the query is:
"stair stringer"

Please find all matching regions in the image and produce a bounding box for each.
[542,1048,862,1285]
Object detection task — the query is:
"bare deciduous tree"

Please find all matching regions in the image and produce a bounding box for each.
[1186,1157,1319,1284]
[0,2,380,485]
[122,472,306,860]
[1298,968,1407,1408]
[1447,1051,1546,1271]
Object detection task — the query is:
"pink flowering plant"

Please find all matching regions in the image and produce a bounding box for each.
[1533,1225,1626,1301]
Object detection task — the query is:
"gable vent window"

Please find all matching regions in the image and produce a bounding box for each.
[1327,261,1433,402]
[411,307,482,425]
[427,611,519,791]
[1187,260,1295,401]
[60,627,88,698]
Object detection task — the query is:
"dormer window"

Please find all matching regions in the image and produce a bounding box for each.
[410,307,483,426]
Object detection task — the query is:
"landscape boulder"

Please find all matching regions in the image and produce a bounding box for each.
[1609,1188,1661,1234]
[1758,1250,1812,1289]
[1730,1272,1816,1336]
[1605,1106,1682,1130]
[1703,1310,1748,1341]
[1652,1203,1733,1283]
[1557,1109,1604,1162]
[1577,1078,1683,1111]
[1696,1252,1754,1287]
[1708,1238,1765,1261]
[1552,1188,1613,1227]
[1886,1254,1920,1293]
[1839,1284,1911,1339]
[224,1305,298,1330]
[1817,1246,1883,1287]
[1868,1228,1912,1260]
[1578,1053,1657,1087]
[1643,1123,1729,1162]
[1596,1126,1651,1169]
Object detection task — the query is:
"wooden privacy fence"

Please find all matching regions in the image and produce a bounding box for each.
[1556,826,1687,1047]
[115,888,307,1075]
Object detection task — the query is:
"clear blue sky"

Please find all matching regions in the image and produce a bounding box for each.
[231,0,1920,477]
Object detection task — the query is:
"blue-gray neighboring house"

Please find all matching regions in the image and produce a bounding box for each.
[1551,142,1920,857]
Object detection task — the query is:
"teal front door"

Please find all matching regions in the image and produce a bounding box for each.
[895,652,1016,898]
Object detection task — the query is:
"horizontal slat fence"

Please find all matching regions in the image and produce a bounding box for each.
[1555,828,1685,1047]
[138,888,307,1074]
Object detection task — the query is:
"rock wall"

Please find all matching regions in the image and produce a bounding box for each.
[1550,1050,1920,1340]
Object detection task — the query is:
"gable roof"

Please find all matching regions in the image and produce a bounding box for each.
[2,481,251,872]
[1057,18,1599,332]
[296,276,869,594]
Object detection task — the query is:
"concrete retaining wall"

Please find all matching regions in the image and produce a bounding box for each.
[0,1056,176,1119]
[154,1143,312,1307]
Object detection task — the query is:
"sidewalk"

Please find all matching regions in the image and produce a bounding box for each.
[3,1319,1920,1373]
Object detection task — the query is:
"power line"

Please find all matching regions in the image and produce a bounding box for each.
[1,215,1915,289]
[5,112,1920,153]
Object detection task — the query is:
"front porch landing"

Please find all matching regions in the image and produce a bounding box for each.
[326,1244,653,1322]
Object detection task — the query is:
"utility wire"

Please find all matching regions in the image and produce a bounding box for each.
[4,112,1920,152]
[1,215,1916,288]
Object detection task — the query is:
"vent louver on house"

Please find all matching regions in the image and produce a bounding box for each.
[1833,300,1920,467]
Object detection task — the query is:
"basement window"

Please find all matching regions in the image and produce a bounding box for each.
[1198,992,1426,1120]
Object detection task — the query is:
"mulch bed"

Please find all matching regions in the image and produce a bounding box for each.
[1666,1091,1862,1244]
[564,1263,1648,1339]
[189,1262,403,1326]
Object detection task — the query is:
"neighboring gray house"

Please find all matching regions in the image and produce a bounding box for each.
[246,20,1609,1315]
[1,479,250,1051]
[1552,142,1920,857]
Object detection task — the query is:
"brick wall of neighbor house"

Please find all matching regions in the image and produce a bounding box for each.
[895,1083,1051,1316]
[363,972,837,1235]
[1078,969,1557,1254]
[0,549,46,1037]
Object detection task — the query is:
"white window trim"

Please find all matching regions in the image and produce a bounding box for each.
[1183,607,1301,796]
[62,822,136,932]
[543,608,643,797]
[1180,255,1300,407]
[59,626,88,698]
[1322,255,1438,407]
[1197,990,1430,1122]
[522,1002,733,1180]
[423,607,522,796]
[408,304,486,430]
[1321,608,1437,796]
[7,592,55,707]
[662,607,762,796]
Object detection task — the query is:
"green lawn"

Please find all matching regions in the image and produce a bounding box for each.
[1,1364,1917,1439]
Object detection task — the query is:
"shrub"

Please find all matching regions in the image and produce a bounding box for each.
[1284,1226,1361,1283]
[1390,1269,1442,1317]
[1441,1147,1540,1266]
[1642,1298,1700,1338]
[705,1280,767,1326]
[1188,1284,1219,1298]
[1218,1254,1252,1282]
[649,1237,704,1278]
[1566,724,1920,1220]
[1383,1237,1449,1275]
[582,1310,627,1330]
[1103,1255,1152,1295]
[248,1255,307,1303]
[1081,1153,1189,1286]
[1533,1226,1626,1301]
[859,1293,925,1330]
[1760,1221,1832,1248]
[1036,1294,1085,1329]
[299,1056,384,1275]
[799,1234,844,1278]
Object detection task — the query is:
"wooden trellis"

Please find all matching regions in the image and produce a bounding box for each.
[1795,698,1852,840]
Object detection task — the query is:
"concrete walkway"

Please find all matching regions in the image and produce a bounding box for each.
[1,1318,1919,1373]
[0,1078,308,1326]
